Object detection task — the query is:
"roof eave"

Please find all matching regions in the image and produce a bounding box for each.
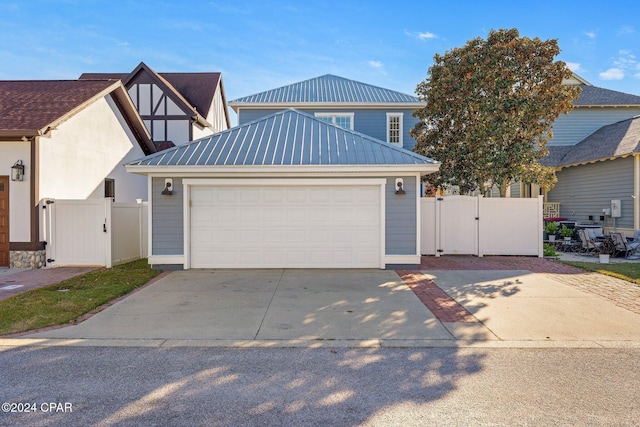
[0,130,42,139]
[125,164,440,176]
[575,104,640,108]
[557,152,637,169]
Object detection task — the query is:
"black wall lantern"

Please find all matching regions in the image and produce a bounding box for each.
[395,178,406,195]
[11,160,25,181]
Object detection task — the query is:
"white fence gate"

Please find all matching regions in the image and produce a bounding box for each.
[42,199,148,267]
[421,195,543,257]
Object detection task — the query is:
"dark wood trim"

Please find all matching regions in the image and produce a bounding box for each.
[0,176,9,267]
[10,241,46,251]
[30,137,39,244]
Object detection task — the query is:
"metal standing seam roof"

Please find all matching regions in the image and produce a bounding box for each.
[128,109,438,167]
[228,74,422,105]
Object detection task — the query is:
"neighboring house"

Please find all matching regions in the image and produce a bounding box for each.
[228,74,424,151]
[126,109,439,270]
[80,62,231,149]
[534,74,640,235]
[0,80,156,268]
[542,116,640,235]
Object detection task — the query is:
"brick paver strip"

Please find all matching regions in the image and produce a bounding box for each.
[0,267,96,301]
[397,270,478,323]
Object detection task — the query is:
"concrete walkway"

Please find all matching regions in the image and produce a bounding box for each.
[1,257,638,349]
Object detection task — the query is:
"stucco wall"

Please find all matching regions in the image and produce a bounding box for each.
[0,141,31,241]
[38,94,149,203]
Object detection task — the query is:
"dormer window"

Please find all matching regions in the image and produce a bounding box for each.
[315,113,354,130]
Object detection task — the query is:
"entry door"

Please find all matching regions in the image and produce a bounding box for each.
[0,177,9,267]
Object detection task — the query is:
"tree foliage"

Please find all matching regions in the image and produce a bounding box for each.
[411,28,581,196]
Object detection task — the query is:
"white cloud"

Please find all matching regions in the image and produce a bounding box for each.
[565,62,583,72]
[368,60,383,68]
[599,68,625,80]
[618,25,635,35]
[584,30,597,39]
[404,30,438,41]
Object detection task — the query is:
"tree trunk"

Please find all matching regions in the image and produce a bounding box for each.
[498,182,509,198]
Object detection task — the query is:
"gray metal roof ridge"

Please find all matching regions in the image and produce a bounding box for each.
[228,74,421,104]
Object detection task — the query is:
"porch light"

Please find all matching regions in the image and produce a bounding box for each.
[162,179,173,195]
[11,160,25,181]
[395,179,406,195]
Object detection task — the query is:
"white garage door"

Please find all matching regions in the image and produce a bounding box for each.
[189,183,382,268]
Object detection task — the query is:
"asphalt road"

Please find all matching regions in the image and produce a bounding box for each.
[1,346,638,426]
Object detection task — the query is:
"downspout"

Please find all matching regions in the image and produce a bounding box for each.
[635,154,640,230]
[30,136,40,244]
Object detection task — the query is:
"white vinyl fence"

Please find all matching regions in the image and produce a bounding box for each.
[41,199,148,267]
[421,195,543,257]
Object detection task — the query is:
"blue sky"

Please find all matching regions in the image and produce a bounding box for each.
[2,0,640,123]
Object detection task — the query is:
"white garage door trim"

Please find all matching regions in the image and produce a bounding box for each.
[183,178,387,269]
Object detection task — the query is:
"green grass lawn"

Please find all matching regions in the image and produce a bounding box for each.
[559,260,640,285]
[0,259,161,336]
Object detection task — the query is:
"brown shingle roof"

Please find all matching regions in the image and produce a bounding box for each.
[0,80,115,134]
[79,69,222,117]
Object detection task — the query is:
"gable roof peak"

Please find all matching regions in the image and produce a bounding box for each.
[228,74,422,108]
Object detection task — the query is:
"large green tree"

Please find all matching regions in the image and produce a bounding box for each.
[411,28,581,196]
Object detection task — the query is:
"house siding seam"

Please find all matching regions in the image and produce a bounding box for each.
[238,108,420,151]
[547,157,634,229]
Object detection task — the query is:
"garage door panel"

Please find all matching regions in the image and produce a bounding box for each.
[286,207,307,222]
[286,188,307,203]
[190,185,382,268]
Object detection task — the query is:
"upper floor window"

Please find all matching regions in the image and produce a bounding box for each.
[315,113,354,130]
[387,113,403,147]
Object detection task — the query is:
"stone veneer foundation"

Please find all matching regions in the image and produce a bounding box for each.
[9,250,46,269]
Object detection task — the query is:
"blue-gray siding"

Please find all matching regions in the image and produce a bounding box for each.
[152,177,184,255]
[150,177,417,257]
[550,108,640,146]
[238,108,420,151]
[385,176,417,255]
[547,157,634,229]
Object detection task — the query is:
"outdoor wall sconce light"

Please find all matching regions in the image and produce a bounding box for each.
[162,178,173,195]
[395,178,406,195]
[11,160,25,181]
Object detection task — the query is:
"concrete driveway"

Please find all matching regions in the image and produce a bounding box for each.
[20,265,640,348]
[27,269,453,343]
